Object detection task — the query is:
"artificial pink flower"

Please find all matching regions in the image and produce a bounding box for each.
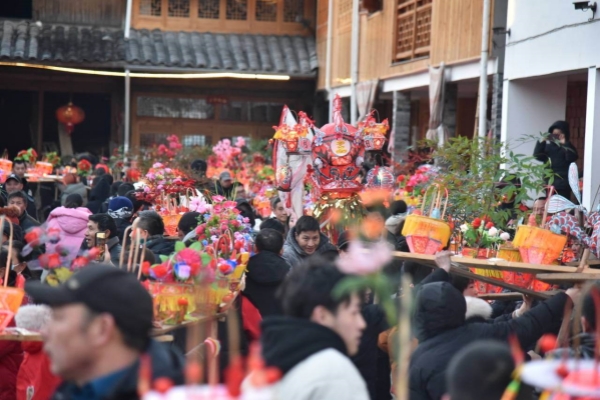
[336,241,392,275]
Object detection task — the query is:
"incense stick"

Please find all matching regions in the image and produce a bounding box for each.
[136,237,147,280]
[120,225,133,268]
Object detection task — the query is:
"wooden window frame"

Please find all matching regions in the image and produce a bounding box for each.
[392,0,432,63]
[132,0,314,35]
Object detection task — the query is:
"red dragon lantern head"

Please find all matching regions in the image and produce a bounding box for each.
[311,95,365,196]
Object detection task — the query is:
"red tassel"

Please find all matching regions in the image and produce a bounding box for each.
[137,354,152,397]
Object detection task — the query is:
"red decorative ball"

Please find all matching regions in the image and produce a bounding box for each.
[538,334,558,353]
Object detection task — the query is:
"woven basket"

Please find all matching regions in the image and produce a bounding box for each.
[162,214,182,237]
[515,226,567,264]
[402,185,451,255]
[0,159,12,183]
[497,246,535,289]
[148,282,195,325]
[35,161,53,175]
[195,279,230,315]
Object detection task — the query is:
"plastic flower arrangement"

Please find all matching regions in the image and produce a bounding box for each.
[141,162,195,205]
[144,241,216,284]
[43,152,61,168]
[460,217,511,249]
[77,159,93,177]
[207,138,245,178]
[394,164,438,209]
[157,135,183,158]
[195,196,251,240]
[15,148,38,164]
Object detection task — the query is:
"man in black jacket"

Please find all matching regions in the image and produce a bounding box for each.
[83,213,123,267]
[7,191,40,232]
[409,252,579,400]
[25,264,184,400]
[533,120,579,200]
[243,228,290,317]
[135,210,175,259]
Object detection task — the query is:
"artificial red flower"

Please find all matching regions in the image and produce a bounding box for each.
[472,218,482,229]
[405,186,414,193]
[141,261,151,276]
[519,204,529,212]
[46,253,62,269]
[152,263,170,279]
[24,227,43,246]
[72,256,89,269]
[485,222,494,230]
[88,247,100,260]
[397,175,406,183]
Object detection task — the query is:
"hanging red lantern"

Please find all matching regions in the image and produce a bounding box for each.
[56,102,85,135]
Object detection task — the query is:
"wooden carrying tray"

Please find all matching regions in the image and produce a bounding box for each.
[392,251,579,300]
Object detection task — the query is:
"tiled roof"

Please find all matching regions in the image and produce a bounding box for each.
[0,20,317,77]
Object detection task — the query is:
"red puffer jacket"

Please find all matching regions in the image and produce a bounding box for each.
[16,341,60,400]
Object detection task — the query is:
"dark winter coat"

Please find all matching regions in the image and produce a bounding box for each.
[145,235,175,259]
[352,304,391,400]
[50,340,184,400]
[243,250,290,317]
[282,227,339,268]
[409,278,568,400]
[533,133,579,192]
[18,211,40,233]
[86,178,111,214]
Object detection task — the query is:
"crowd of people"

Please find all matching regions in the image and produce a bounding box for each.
[0,120,594,400]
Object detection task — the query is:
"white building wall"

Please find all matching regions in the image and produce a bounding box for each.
[501,76,568,156]
[505,0,600,80]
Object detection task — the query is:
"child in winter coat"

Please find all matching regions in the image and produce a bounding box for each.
[45,194,91,263]
[15,305,61,400]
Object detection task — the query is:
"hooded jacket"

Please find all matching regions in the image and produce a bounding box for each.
[282,227,338,268]
[60,183,88,206]
[409,280,568,400]
[51,340,184,400]
[16,342,61,400]
[247,316,369,400]
[45,207,92,261]
[243,251,290,317]
[533,121,579,191]
[145,235,175,259]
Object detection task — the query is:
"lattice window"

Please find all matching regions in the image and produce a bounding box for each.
[256,0,277,22]
[168,0,190,17]
[137,97,215,119]
[199,0,220,19]
[182,135,210,146]
[393,0,432,63]
[140,0,162,16]
[226,0,248,20]
[338,0,352,28]
[284,0,303,22]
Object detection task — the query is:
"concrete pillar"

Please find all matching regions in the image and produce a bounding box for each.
[583,67,600,210]
[392,91,411,162]
[491,73,503,140]
[443,83,457,138]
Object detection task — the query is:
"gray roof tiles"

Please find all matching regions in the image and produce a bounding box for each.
[0,20,316,76]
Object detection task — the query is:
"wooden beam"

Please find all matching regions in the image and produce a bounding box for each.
[392,251,580,274]
[478,292,558,301]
